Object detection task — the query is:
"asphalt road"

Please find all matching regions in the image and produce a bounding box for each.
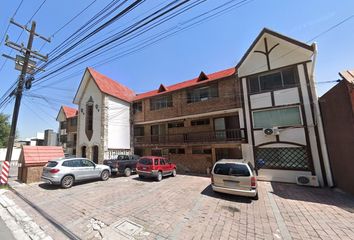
[0,217,15,240]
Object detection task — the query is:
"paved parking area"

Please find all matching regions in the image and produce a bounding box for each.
[5,174,354,240]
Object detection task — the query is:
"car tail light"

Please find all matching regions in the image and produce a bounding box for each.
[50,169,60,174]
[211,175,214,184]
[251,176,256,189]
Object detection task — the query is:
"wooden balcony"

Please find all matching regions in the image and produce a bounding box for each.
[134,128,247,146]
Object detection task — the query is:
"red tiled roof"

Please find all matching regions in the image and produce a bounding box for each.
[21,146,64,166]
[88,67,136,102]
[133,67,236,101]
[62,106,78,118]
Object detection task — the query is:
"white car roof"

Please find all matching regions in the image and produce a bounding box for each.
[215,159,247,164]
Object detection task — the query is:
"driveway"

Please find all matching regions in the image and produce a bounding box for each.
[5,175,354,240]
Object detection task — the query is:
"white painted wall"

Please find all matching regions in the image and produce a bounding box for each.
[77,77,103,151]
[238,32,313,77]
[274,87,299,106]
[106,96,131,150]
[250,92,272,109]
[257,169,312,183]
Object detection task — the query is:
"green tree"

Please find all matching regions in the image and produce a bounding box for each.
[0,113,11,147]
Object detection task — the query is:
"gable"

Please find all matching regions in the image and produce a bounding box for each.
[56,107,66,122]
[238,28,314,77]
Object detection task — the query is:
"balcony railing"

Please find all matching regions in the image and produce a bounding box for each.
[134,128,246,145]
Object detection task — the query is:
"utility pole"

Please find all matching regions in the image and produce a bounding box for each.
[0,19,50,185]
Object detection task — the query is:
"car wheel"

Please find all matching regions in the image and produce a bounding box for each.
[124,168,131,177]
[101,170,110,181]
[171,169,176,177]
[61,175,74,189]
[156,171,162,182]
[253,193,259,200]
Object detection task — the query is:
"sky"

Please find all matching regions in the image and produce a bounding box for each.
[0,0,353,139]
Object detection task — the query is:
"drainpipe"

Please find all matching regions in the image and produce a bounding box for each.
[309,43,334,187]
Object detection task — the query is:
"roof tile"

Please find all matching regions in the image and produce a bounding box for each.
[22,146,64,165]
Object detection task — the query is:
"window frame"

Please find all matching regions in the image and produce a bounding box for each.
[191,119,210,126]
[150,95,173,111]
[187,84,218,103]
[133,101,142,114]
[252,106,303,129]
[248,67,298,94]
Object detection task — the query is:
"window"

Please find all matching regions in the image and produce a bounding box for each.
[192,148,211,154]
[160,159,166,165]
[46,161,58,167]
[187,84,218,103]
[253,106,302,128]
[248,67,297,94]
[69,117,77,126]
[168,122,184,128]
[169,148,185,154]
[134,148,144,156]
[86,105,93,131]
[191,119,210,126]
[60,121,67,129]
[134,126,144,136]
[213,163,250,176]
[150,95,172,110]
[154,159,159,165]
[62,160,73,167]
[139,158,152,165]
[82,159,94,167]
[133,101,142,114]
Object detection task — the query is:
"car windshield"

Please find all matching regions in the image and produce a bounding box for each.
[214,163,250,177]
[117,155,129,160]
[139,158,152,165]
[46,161,58,167]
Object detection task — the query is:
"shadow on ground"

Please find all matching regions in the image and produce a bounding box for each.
[201,184,252,204]
[270,182,354,213]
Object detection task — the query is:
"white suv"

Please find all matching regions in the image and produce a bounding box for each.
[211,159,258,200]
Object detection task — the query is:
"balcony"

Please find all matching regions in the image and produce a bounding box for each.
[66,141,77,148]
[134,129,246,146]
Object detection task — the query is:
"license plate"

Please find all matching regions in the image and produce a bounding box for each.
[143,167,146,170]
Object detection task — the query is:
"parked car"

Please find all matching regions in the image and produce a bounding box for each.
[211,159,258,199]
[103,155,140,176]
[136,156,177,181]
[41,158,111,188]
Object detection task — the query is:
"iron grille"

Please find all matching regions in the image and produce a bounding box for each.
[255,147,310,171]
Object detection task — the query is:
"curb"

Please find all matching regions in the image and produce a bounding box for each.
[0,189,52,240]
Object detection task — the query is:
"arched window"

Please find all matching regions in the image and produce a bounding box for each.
[81,146,87,158]
[85,97,94,140]
[92,145,99,164]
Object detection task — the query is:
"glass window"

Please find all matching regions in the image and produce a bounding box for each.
[160,159,166,165]
[192,148,211,154]
[86,105,93,131]
[168,122,184,128]
[133,102,142,114]
[70,117,77,126]
[213,163,250,176]
[253,106,302,128]
[150,95,172,110]
[60,121,67,129]
[134,126,144,136]
[46,161,58,167]
[139,158,152,165]
[154,159,159,165]
[187,84,218,103]
[169,148,185,154]
[191,119,210,126]
[81,159,94,167]
[71,159,82,167]
[248,67,298,94]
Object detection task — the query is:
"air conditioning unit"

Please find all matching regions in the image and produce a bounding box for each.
[263,127,280,136]
[296,175,319,187]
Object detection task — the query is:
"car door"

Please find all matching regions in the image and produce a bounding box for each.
[80,159,99,179]
[69,159,86,181]
[159,158,168,175]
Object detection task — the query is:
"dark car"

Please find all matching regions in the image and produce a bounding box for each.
[103,155,140,176]
[136,156,177,181]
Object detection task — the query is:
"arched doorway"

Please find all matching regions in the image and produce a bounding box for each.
[92,145,99,164]
[81,146,86,158]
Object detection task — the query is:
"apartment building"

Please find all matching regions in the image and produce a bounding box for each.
[56,106,78,155]
[132,68,246,174]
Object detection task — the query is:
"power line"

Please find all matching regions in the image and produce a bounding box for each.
[0,0,24,46]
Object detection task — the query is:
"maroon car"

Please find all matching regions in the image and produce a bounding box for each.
[136,156,177,181]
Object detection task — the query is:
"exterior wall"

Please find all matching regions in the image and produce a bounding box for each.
[77,78,104,162]
[320,81,354,195]
[106,96,131,157]
[238,32,327,185]
[18,166,44,183]
[134,76,241,123]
